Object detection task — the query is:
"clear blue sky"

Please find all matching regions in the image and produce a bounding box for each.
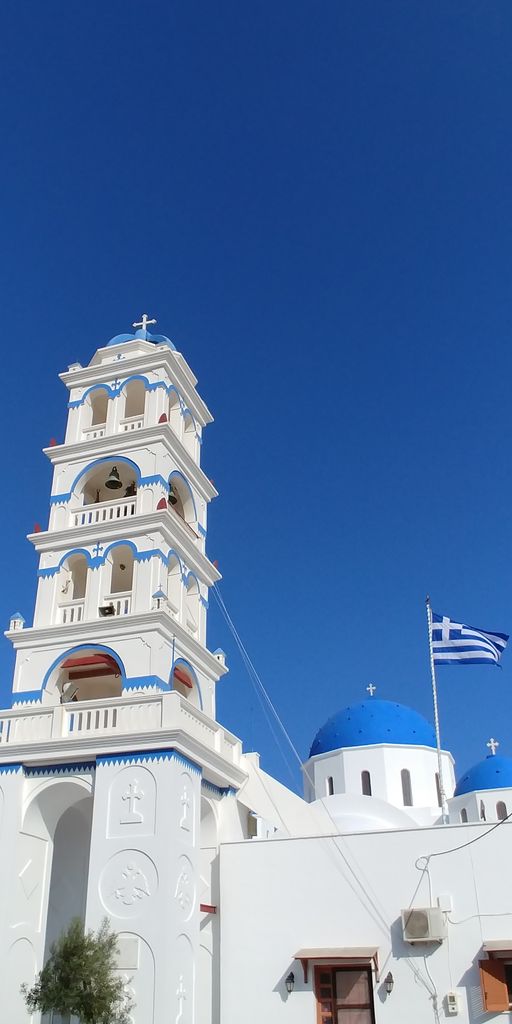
[1,1,511,791]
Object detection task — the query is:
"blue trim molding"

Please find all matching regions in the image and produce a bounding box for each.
[0,763,23,775]
[122,676,169,692]
[201,779,237,797]
[97,749,202,774]
[24,761,96,777]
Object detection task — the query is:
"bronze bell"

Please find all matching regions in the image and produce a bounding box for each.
[168,483,178,506]
[105,465,122,490]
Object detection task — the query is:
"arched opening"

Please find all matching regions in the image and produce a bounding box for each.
[183,411,196,457]
[169,389,182,433]
[167,554,182,616]
[460,808,468,823]
[45,797,93,956]
[326,776,334,796]
[103,544,134,616]
[168,472,196,526]
[480,800,486,821]
[122,378,146,426]
[75,460,139,521]
[91,388,108,426]
[58,553,89,623]
[199,797,220,1024]
[172,660,201,707]
[497,801,508,821]
[83,387,109,438]
[48,646,123,703]
[185,575,200,635]
[401,769,413,806]
[361,770,372,796]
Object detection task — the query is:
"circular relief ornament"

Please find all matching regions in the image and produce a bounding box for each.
[100,849,158,918]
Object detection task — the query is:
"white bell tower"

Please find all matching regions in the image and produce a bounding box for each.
[0,320,246,1024]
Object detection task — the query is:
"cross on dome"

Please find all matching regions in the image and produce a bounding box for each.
[133,313,157,337]
[366,683,377,697]
[487,737,500,756]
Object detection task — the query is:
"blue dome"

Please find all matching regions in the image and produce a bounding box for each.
[309,699,436,757]
[454,754,512,796]
[106,328,176,350]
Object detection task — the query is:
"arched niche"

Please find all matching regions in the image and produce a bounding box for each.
[123,378,146,420]
[183,411,196,458]
[77,459,139,508]
[185,575,200,635]
[168,472,196,526]
[167,554,182,616]
[45,645,124,704]
[104,543,135,613]
[172,660,202,709]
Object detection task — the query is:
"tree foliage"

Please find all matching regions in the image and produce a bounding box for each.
[21,917,132,1024]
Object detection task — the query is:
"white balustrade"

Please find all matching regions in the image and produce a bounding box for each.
[120,414,144,432]
[102,592,132,616]
[59,598,85,624]
[0,692,242,770]
[82,423,106,440]
[72,495,137,528]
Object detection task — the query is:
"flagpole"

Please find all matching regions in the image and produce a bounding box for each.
[426,596,449,824]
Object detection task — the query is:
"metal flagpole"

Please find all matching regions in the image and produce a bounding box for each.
[426,596,449,824]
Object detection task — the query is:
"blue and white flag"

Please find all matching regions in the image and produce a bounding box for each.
[432,612,509,666]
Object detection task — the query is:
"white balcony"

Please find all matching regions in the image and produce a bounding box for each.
[72,494,137,528]
[101,591,132,616]
[59,598,85,624]
[82,423,106,440]
[0,692,245,787]
[120,414,144,432]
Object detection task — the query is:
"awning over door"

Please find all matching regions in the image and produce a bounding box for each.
[294,947,379,982]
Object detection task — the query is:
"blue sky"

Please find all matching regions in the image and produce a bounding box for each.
[1,1,512,791]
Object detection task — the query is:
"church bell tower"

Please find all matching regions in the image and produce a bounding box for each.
[0,318,244,1024]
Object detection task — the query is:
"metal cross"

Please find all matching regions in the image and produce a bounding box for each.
[366,683,377,697]
[487,737,500,756]
[132,313,156,336]
[112,378,121,389]
[92,543,104,558]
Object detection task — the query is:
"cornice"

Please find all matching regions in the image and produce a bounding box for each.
[59,348,213,426]
[27,510,220,585]
[0,730,247,790]
[43,425,218,504]
[6,609,228,679]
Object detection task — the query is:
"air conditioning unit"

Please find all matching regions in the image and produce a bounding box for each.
[401,907,446,943]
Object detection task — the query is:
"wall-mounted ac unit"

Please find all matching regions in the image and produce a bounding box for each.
[401,907,446,943]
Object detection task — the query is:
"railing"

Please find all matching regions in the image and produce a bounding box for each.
[72,495,137,528]
[0,693,244,773]
[82,423,106,440]
[59,598,85,624]
[120,414,144,432]
[102,592,132,616]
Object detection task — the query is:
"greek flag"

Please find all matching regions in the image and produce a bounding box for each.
[432,612,509,666]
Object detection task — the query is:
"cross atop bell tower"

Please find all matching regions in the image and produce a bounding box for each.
[132,313,157,337]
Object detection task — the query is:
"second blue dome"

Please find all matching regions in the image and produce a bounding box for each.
[454,754,512,796]
[310,699,437,757]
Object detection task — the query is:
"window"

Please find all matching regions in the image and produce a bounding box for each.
[326,777,334,796]
[435,772,442,808]
[479,958,512,1012]
[315,966,375,1024]
[460,808,468,823]
[497,801,508,821]
[361,771,372,796]
[480,800,486,821]
[401,769,413,806]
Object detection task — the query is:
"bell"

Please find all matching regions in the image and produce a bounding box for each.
[168,483,178,506]
[105,466,122,490]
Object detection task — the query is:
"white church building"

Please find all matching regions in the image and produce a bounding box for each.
[1,320,512,1023]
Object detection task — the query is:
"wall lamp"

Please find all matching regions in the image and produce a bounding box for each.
[285,972,295,994]
[384,972,394,995]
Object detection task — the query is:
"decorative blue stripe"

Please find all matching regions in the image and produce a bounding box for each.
[122,676,169,691]
[11,693,43,704]
[24,761,96,777]
[135,548,167,564]
[197,523,207,537]
[200,596,209,609]
[68,377,185,408]
[97,749,202,774]
[201,779,237,797]
[0,763,23,775]
[139,474,168,489]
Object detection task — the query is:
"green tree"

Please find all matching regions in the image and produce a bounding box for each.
[21,917,133,1024]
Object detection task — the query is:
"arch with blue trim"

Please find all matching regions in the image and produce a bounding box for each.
[69,456,142,497]
[42,643,127,693]
[170,658,203,710]
[168,470,197,521]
